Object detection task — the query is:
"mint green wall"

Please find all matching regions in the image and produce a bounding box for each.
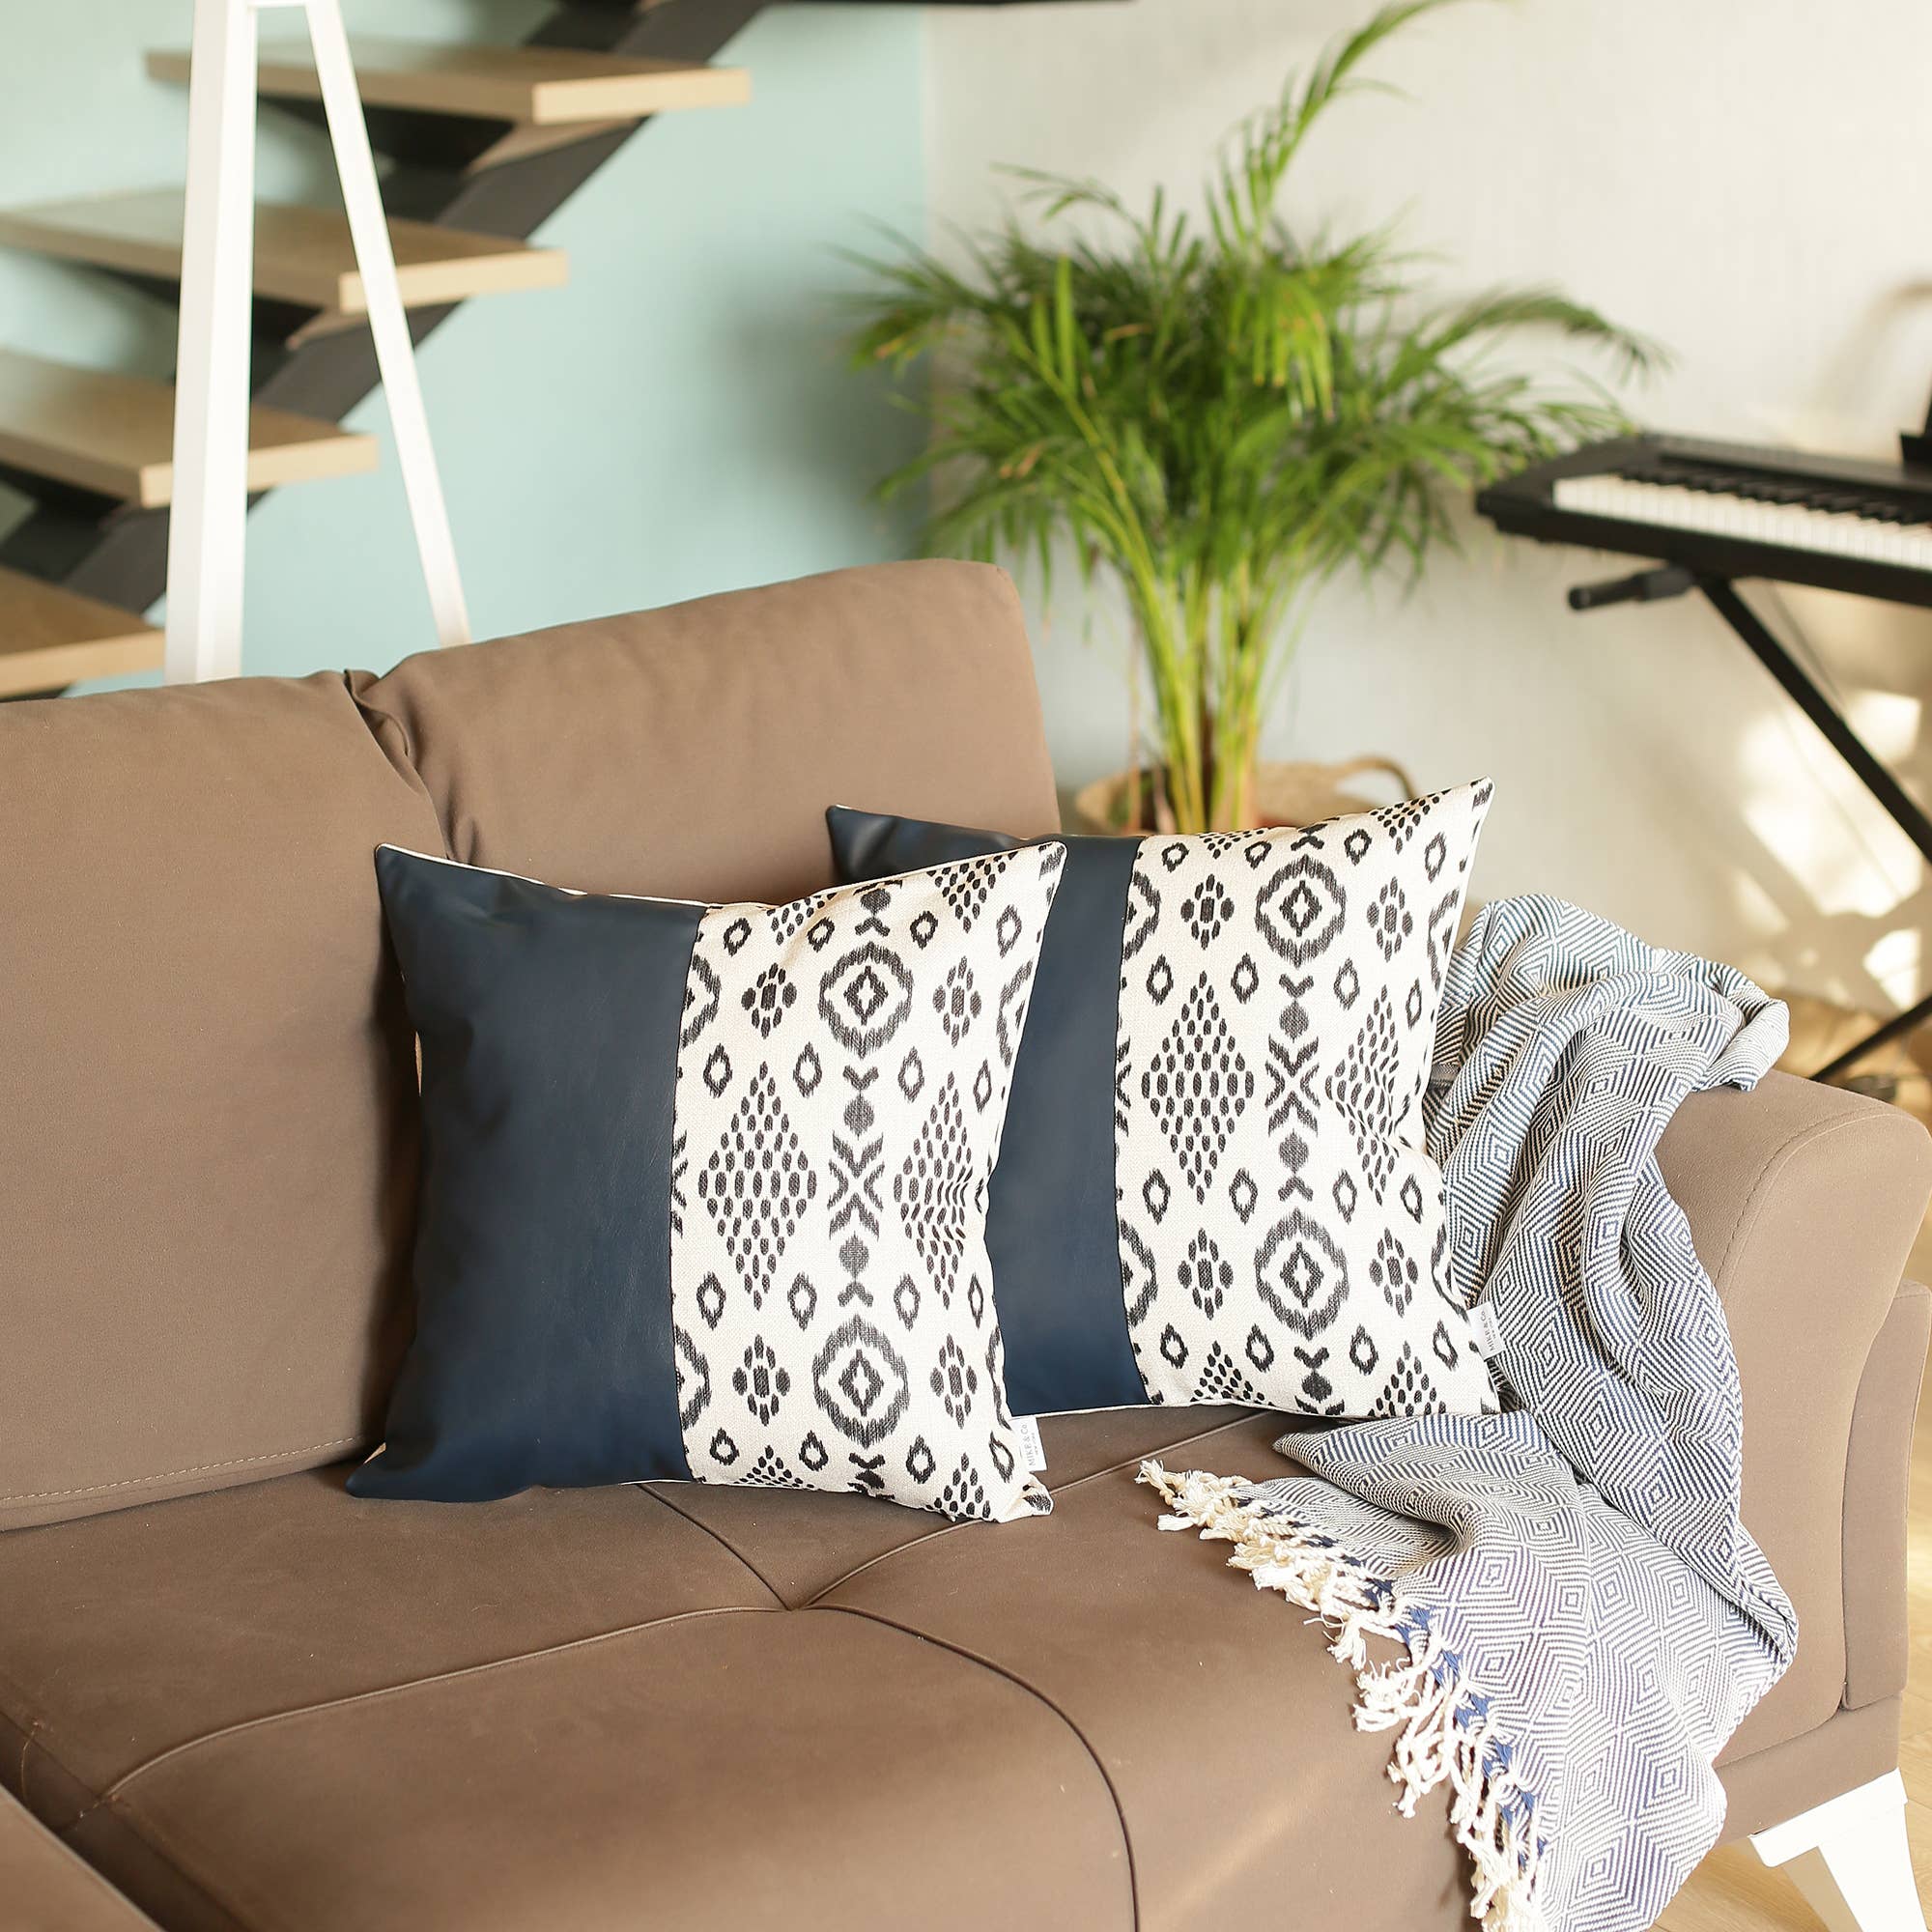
[0,2,926,684]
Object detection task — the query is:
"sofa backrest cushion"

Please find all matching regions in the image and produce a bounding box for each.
[0,674,444,1529]
[3,563,1058,1529]
[353,561,1062,905]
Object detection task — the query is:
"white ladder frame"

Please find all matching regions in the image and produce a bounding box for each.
[165,0,469,684]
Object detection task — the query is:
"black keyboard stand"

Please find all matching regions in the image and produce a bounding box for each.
[1570,566,1932,1084]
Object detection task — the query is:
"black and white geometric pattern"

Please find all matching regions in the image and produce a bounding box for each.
[1154,896,1797,1931]
[1113,783,1497,1417]
[673,846,1064,1520]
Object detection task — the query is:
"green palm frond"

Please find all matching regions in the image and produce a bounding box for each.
[843,0,1662,831]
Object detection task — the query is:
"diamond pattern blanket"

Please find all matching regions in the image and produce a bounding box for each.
[1143,895,1798,1932]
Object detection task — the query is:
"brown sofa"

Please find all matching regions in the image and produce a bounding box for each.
[3,560,1927,1932]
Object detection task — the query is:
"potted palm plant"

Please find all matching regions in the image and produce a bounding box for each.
[848,0,1659,835]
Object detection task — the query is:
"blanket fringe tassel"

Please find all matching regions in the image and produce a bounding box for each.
[1140,1462,1548,1932]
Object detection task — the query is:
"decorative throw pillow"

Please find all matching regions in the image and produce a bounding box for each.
[351,840,1065,1520]
[829,783,1497,1422]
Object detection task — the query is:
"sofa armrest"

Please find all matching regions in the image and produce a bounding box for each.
[1657,1071,1932,1759]
[1,1786,159,1931]
[1842,1280,1931,1706]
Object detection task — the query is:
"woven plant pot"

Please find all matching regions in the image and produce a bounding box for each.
[1069,754,1416,837]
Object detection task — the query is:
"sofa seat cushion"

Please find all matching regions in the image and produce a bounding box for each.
[1,1410,1467,1932]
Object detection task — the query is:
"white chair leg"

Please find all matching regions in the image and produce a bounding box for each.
[1750,1770,1925,1932]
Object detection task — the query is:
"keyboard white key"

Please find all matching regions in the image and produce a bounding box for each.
[1552,473,1932,573]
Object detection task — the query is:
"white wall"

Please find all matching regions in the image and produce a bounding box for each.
[922,0,1932,1010]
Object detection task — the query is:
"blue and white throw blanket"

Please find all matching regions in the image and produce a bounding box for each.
[1142,895,1798,1932]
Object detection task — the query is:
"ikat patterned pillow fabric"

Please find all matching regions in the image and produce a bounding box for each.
[830,783,1497,1423]
[352,840,1065,1521]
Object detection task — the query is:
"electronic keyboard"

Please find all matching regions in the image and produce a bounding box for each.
[1476,435,1932,608]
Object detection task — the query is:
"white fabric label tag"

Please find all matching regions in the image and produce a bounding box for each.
[1013,1414,1047,1472]
[1469,1301,1503,1356]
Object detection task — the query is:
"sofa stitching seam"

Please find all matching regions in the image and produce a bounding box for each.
[626,1484,787,1608]
[799,1412,1265,1610]
[795,1504,990,1609]
[30,1416,1259,1914]
[818,1603,1139,1930]
[24,1420,1272,1811]
[5,1703,93,1826]
[0,1439,362,1506]
[68,1600,1142,1932]
[98,1604,775,1804]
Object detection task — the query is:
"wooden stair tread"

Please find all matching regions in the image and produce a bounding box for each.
[0,348,377,508]
[0,566,160,697]
[0,190,567,314]
[147,37,750,126]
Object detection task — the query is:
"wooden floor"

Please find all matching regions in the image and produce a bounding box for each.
[1660,996,1932,1928]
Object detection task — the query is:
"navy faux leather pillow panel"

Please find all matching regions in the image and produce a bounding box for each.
[829,787,1499,1423]
[356,841,1065,1519]
[351,849,698,1501]
[828,810,1144,1416]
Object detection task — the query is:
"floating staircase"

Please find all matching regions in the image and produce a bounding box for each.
[0,565,161,697]
[0,0,1098,696]
[0,191,568,318]
[0,348,375,509]
[147,39,753,128]
[0,2,762,695]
